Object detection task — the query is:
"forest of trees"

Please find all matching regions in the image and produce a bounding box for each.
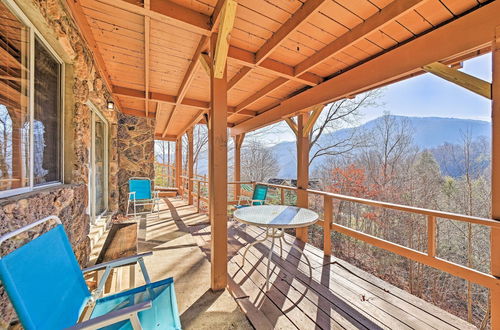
[308,114,491,327]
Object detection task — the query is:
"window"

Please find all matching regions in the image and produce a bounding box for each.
[0,0,63,197]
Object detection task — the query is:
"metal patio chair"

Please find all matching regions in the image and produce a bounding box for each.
[127,177,160,219]
[235,184,269,209]
[0,216,181,330]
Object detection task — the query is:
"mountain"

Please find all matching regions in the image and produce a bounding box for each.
[271,116,491,178]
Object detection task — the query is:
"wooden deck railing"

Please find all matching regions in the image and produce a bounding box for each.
[175,177,500,295]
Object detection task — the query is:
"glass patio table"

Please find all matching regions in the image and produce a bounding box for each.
[234,205,319,290]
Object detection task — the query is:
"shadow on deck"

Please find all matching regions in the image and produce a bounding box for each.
[119,197,475,330]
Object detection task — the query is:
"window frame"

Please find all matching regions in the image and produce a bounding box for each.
[0,0,65,198]
[88,101,109,224]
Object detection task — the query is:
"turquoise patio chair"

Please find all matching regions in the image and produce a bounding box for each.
[0,216,181,330]
[235,184,268,209]
[127,177,160,219]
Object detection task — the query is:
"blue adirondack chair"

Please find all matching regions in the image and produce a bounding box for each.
[0,216,181,330]
[235,184,268,209]
[127,177,160,219]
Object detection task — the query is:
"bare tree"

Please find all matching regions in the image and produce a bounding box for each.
[309,89,382,165]
[241,140,279,182]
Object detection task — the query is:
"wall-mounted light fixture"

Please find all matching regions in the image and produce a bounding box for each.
[107,100,114,110]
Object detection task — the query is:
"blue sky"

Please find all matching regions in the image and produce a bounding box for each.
[258,53,492,144]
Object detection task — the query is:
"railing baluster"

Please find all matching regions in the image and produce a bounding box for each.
[197,180,201,212]
[323,195,332,256]
[280,188,285,205]
[427,215,436,257]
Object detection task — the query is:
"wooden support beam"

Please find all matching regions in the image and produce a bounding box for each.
[491,25,500,330]
[164,36,209,137]
[162,106,176,138]
[199,53,211,75]
[233,133,245,201]
[188,128,194,205]
[228,66,252,91]
[294,0,427,76]
[302,104,324,137]
[122,107,155,118]
[296,113,310,242]
[178,37,209,103]
[228,46,322,87]
[209,33,228,291]
[65,0,123,111]
[175,138,182,190]
[423,62,492,99]
[256,0,327,65]
[213,0,237,79]
[178,110,206,137]
[229,77,288,119]
[210,0,225,31]
[97,0,212,36]
[114,85,209,110]
[154,133,177,141]
[232,1,500,135]
[284,117,298,137]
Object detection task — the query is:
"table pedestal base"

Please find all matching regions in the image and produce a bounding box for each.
[242,227,313,290]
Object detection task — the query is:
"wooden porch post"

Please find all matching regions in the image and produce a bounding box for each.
[176,137,182,193]
[491,26,500,330]
[188,128,194,205]
[233,134,245,201]
[209,33,228,291]
[296,113,310,242]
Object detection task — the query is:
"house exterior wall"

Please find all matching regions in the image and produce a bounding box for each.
[0,0,153,327]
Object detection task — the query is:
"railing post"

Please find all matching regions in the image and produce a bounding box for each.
[280,188,285,205]
[296,113,310,242]
[323,195,332,256]
[491,25,500,330]
[188,129,194,205]
[427,215,436,257]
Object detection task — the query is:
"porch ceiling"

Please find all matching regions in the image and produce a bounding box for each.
[65,0,498,139]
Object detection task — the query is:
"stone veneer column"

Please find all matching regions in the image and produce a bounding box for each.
[117,113,155,213]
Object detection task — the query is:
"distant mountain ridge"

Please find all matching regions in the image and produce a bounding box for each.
[272,115,491,178]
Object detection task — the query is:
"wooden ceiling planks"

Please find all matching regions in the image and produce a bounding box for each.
[71,0,495,137]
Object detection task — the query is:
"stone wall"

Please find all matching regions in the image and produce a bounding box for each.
[117,114,155,213]
[0,0,121,327]
[0,184,89,327]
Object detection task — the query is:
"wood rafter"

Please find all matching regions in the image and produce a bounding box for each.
[294,0,428,76]
[114,85,209,110]
[122,107,155,118]
[65,0,123,111]
[423,62,492,99]
[232,1,500,135]
[154,134,177,141]
[210,0,226,32]
[228,66,251,91]
[228,46,322,86]
[178,110,207,138]
[97,0,212,35]
[229,77,288,119]
[213,0,237,78]
[256,0,326,65]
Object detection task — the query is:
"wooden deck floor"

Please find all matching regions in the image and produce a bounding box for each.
[158,197,475,330]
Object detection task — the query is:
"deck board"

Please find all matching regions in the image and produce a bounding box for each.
[162,198,475,330]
